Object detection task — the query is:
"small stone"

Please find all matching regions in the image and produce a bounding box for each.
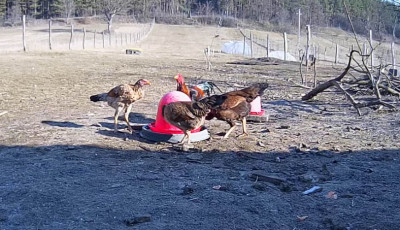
[300,143,308,149]
[124,215,151,226]
[279,183,292,192]
[252,183,267,191]
[181,186,194,195]
[212,185,228,191]
[332,146,341,152]
[186,153,203,161]
[249,172,286,185]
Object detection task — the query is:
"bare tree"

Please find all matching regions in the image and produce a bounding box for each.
[62,0,75,24]
[98,0,129,33]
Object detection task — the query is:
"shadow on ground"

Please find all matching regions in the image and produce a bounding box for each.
[41,120,84,128]
[0,145,399,230]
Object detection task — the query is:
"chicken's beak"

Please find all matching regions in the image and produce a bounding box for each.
[174,75,179,80]
[146,81,151,85]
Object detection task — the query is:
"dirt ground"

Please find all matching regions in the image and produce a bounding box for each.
[1,24,400,230]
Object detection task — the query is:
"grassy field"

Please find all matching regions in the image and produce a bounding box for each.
[1,23,400,229]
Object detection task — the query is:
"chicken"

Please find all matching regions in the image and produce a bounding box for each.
[194,81,223,97]
[174,74,221,101]
[162,94,226,145]
[174,74,192,98]
[206,83,269,138]
[90,79,151,133]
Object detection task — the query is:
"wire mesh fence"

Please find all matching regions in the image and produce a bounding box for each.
[0,17,155,53]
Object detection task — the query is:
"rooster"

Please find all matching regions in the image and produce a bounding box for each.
[174,74,222,101]
[162,94,226,145]
[206,83,268,138]
[90,79,151,133]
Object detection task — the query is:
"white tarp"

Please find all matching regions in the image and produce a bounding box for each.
[221,41,251,55]
[268,51,297,61]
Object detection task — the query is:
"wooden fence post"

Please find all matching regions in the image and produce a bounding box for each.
[335,44,339,64]
[94,30,96,48]
[69,24,74,50]
[266,34,270,58]
[48,19,52,50]
[369,30,374,68]
[306,25,311,65]
[207,46,211,70]
[120,33,123,46]
[22,15,26,52]
[102,31,105,48]
[283,32,287,61]
[83,27,86,50]
[313,46,316,59]
[392,42,396,71]
[298,8,301,47]
[130,33,132,43]
[363,43,367,55]
[243,35,246,56]
[250,32,253,58]
[109,32,112,46]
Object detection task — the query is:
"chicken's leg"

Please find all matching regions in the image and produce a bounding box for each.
[124,104,134,133]
[238,117,249,138]
[180,133,188,144]
[114,106,124,132]
[224,121,236,138]
[186,131,191,144]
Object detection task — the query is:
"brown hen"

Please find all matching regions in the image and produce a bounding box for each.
[206,83,268,138]
[90,79,151,133]
[162,94,226,144]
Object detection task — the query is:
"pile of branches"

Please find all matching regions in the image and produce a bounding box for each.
[302,50,399,115]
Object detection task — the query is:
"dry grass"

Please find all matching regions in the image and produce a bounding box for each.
[1,23,400,152]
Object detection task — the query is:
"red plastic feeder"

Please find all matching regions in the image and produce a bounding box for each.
[140,91,209,143]
[148,91,201,134]
[249,96,265,116]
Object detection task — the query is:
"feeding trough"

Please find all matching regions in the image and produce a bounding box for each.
[126,48,142,55]
[247,96,268,122]
[140,91,210,143]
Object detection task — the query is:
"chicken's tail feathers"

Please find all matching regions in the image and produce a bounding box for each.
[90,93,108,102]
[200,94,227,109]
[205,111,215,120]
[209,82,223,93]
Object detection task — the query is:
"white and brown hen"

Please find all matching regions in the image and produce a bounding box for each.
[90,79,151,133]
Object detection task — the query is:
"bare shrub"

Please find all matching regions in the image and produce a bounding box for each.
[76,17,92,25]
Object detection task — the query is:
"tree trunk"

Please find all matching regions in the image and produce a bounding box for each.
[107,14,115,33]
